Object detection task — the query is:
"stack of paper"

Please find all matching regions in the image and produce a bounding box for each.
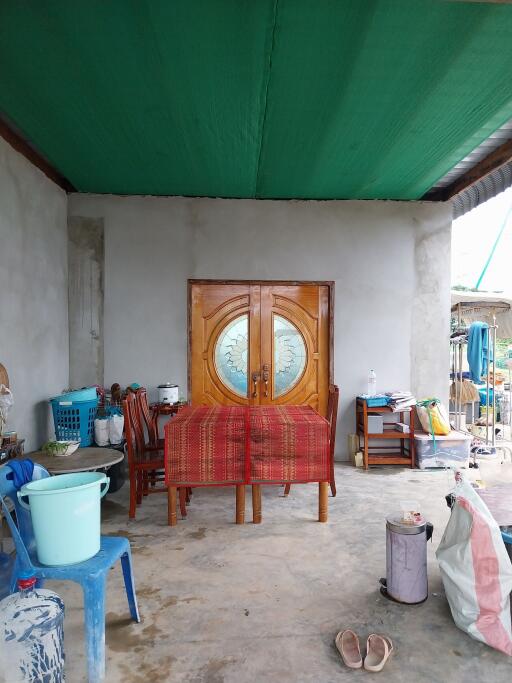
[386,391,416,413]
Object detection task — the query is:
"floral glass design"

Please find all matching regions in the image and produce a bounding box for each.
[273,315,307,397]
[214,315,248,397]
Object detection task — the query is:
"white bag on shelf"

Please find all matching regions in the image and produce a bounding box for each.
[94,417,110,446]
[436,474,512,655]
[417,398,450,436]
[109,413,124,445]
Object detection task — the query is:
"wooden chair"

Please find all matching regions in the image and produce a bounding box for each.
[123,392,187,520]
[326,384,339,496]
[134,387,192,504]
[134,387,161,448]
[283,385,339,497]
[133,388,163,497]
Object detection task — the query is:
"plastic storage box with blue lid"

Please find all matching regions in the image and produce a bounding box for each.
[414,431,472,469]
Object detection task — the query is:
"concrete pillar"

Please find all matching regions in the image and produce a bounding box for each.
[68,217,104,388]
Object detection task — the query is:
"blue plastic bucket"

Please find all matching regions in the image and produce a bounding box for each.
[18,473,109,566]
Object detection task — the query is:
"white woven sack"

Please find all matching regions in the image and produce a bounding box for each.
[94,417,110,447]
[109,414,124,445]
[437,474,512,655]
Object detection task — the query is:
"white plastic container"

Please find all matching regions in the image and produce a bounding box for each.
[414,431,471,469]
[367,415,384,433]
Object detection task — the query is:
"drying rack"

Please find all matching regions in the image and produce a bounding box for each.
[450,328,476,430]
[451,301,510,448]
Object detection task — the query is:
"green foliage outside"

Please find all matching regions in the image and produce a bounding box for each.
[496,338,512,370]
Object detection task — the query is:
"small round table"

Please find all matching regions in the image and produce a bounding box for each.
[150,401,186,417]
[20,447,124,475]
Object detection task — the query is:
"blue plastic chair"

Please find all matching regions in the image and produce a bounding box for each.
[0,464,140,683]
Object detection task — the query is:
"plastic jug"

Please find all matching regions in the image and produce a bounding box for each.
[367,370,377,397]
[0,572,65,682]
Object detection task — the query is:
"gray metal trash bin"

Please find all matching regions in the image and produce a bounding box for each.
[384,515,430,604]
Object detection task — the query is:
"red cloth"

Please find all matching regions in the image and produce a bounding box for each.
[250,406,329,484]
[165,406,245,485]
[165,405,329,486]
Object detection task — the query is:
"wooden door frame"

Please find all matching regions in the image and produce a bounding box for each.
[187,279,335,400]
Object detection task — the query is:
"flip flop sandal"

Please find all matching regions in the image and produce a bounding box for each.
[335,629,362,669]
[364,634,394,672]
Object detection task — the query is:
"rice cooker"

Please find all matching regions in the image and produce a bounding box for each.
[158,383,179,404]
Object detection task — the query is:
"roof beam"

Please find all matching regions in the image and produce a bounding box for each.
[0,116,75,192]
[427,137,512,201]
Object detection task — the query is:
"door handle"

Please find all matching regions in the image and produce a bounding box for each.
[262,364,269,397]
[251,372,260,398]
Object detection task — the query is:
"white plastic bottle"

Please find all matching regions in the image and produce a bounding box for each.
[368,370,377,397]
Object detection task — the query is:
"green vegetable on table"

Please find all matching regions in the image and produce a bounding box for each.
[42,441,69,456]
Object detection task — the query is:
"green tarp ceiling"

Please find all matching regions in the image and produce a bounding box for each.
[1,0,512,199]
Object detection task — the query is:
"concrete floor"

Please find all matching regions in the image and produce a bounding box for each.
[50,464,512,682]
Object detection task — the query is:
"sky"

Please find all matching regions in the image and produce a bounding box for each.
[451,185,512,292]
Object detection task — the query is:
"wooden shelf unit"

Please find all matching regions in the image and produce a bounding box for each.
[356,398,415,469]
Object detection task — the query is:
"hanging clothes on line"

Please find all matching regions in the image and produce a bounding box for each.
[467,321,492,384]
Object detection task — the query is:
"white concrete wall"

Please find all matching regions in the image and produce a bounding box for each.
[68,194,452,459]
[0,138,69,451]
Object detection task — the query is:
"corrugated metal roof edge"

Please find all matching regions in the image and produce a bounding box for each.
[451,161,512,218]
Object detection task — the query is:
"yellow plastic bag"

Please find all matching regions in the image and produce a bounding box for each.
[417,399,450,436]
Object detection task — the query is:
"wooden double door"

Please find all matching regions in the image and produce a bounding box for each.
[189,281,332,415]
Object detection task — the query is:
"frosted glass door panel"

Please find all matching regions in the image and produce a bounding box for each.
[273,315,307,397]
[214,315,249,397]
